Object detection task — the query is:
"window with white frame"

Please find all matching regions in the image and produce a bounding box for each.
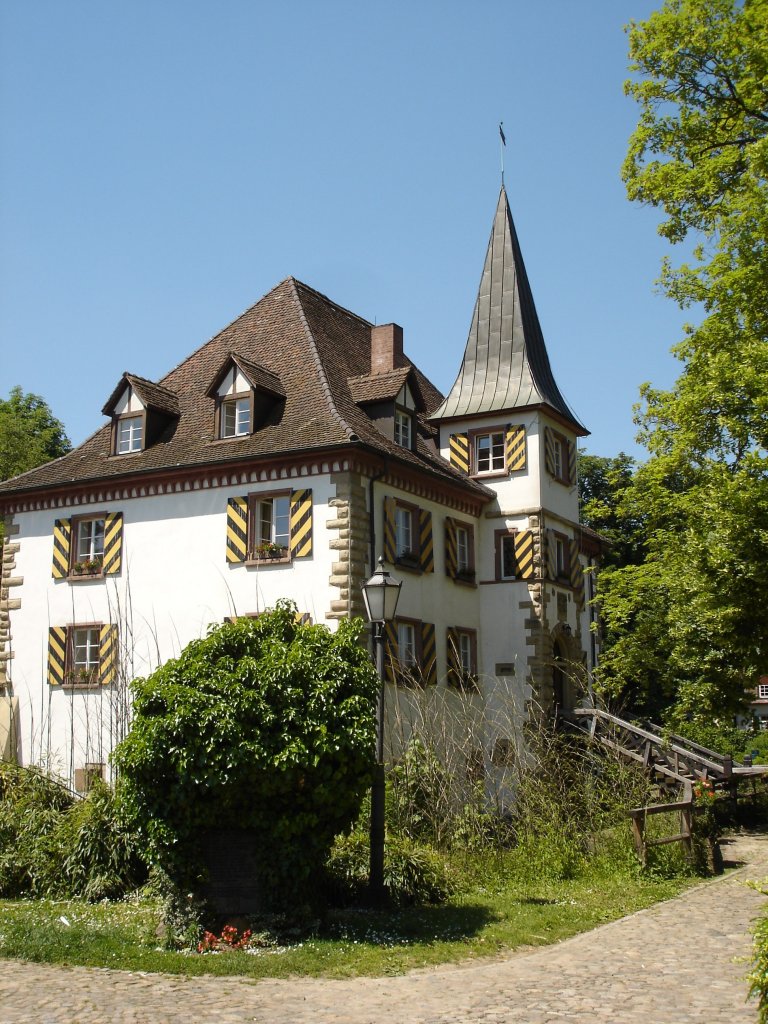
[475,431,505,474]
[221,396,251,438]
[76,518,104,563]
[395,504,414,559]
[458,631,473,677]
[71,627,101,683]
[117,415,142,454]
[552,436,564,480]
[555,534,569,579]
[456,525,470,573]
[394,409,412,449]
[248,492,290,557]
[71,516,105,575]
[397,621,417,670]
[447,626,478,689]
[758,684,768,700]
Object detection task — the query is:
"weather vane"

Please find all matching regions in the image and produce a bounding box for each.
[499,122,506,185]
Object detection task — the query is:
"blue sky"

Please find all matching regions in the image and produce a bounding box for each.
[0,0,691,460]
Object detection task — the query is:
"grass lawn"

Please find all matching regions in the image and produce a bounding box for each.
[0,861,699,979]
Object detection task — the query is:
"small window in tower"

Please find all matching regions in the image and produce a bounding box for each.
[552,437,563,479]
[475,431,505,474]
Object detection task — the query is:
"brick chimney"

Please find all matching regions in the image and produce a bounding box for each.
[370,323,404,374]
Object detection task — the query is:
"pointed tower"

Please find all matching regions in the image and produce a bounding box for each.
[433,186,594,720]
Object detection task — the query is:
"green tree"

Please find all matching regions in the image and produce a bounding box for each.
[113,602,378,912]
[595,0,768,727]
[0,386,71,482]
[578,452,644,569]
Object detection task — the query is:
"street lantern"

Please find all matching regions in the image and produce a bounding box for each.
[361,557,402,626]
[361,557,402,904]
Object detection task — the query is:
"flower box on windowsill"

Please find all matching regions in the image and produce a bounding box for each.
[395,551,420,571]
[248,544,290,565]
[70,560,104,580]
[65,668,99,688]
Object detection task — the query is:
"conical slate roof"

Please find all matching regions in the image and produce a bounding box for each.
[432,186,587,435]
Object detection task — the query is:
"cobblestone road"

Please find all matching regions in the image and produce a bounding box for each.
[1,833,766,1024]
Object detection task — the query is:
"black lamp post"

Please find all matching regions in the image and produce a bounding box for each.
[361,556,402,904]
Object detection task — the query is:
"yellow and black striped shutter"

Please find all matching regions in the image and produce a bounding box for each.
[290,489,313,558]
[47,627,67,686]
[382,496,396,563]
[545,529,558,580]
[505,425,526,473]
[446,627,461,688]
[514,530,535,580]
[444,517,457,578]
[103,512,123,575]
[418,509,434,573]
[569,539,584,608]
[544,427,556,477]
[226,497,248,563]
[98,624,118,686]
[383,621,398,683]
[420,622,437,685]
[52,519,71,578]
[567,441,578,486]
[449,433,469,475]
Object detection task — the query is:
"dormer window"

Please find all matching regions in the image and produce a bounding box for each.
[394,409,412,449]
[103,373,179,457]
[221,395,251,438]
[117,415,143,454]
[207,354,285,442]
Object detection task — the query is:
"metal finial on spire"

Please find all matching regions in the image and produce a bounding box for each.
[499,122,506,184]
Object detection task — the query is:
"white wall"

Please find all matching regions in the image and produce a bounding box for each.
[8,475,337,781]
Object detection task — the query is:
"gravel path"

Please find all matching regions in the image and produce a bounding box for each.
[1,833,766,1023]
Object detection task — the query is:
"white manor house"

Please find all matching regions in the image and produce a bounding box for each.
[0,187,601,791]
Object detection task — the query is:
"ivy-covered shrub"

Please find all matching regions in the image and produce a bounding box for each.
[113,602,378,910]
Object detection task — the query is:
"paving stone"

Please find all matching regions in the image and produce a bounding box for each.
[0,834,766,1023]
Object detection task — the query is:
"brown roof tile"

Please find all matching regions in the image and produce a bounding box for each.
[348,368,411,404]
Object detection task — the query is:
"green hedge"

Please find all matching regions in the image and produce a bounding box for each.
[113,602,379,908]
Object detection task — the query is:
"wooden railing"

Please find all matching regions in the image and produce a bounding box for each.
[567,706,734,787]
[629,782,693,867]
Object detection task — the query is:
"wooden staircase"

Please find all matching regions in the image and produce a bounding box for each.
[562,706,766,864]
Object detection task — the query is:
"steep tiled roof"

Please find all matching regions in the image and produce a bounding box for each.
[432,186,588,435]
[0,278,490,501]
